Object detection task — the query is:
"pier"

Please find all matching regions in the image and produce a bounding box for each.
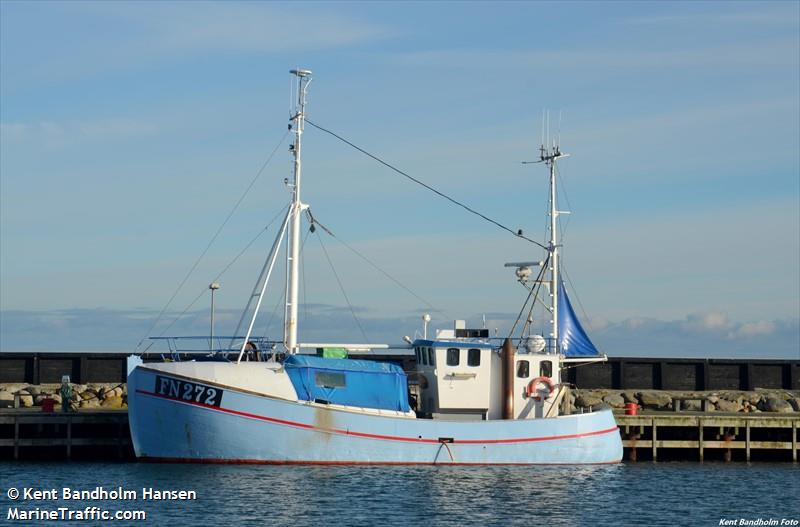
[0,410,132,460]
[617,413,799,462]
[1,409,797,462]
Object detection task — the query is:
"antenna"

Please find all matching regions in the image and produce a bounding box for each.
[558,110,562,148]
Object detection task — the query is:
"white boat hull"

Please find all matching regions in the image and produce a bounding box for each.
[128,365,623,464]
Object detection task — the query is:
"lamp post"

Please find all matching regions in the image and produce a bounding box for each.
[209,282,220,351]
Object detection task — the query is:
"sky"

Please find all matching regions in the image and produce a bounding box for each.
[1,1,798,358]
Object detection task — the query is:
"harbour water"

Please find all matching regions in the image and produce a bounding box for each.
[1,462,797,526]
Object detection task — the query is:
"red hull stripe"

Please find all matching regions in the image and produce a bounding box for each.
[135,389,618,445]
[141,457,621,466]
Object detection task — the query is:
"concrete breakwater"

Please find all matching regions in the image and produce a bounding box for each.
[0,383,127,411]
[570,388,800,414]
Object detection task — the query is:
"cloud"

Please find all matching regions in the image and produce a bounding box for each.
[682,311,730,333]
[2,307,797,359]
[1,119,158,149]
[1,2,390,90]
[729,320,777,339]
[592,315,798,359]
[389,37,798,73]
[623,9,799,28]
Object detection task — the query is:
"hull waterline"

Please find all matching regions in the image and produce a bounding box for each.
[128,366,623,465]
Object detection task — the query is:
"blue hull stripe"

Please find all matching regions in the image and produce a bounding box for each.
[136,388,619,445]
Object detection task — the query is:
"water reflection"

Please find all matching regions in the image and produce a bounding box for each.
[0,462,796,526]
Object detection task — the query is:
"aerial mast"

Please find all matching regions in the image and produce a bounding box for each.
[285,68,312,354]
[539,140,568,353]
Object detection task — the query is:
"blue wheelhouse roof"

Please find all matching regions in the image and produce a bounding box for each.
[412,339,495,349]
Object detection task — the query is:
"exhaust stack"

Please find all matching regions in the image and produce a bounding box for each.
[501,338,515,419]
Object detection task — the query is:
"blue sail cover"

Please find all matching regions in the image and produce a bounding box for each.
[558,280,601,357]
[284,355,410,412]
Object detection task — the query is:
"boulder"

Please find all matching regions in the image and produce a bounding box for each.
[622,391,639,404]
[26,386,41,396]
[638,391,672,410]
[0,390,14,409]
[105,386,124,399]
[602,393,626,408]
[80,390,98,401]
[18,394,34,408]
[100,396,123,409]
[80,398,101,409]
[764,397,793,413]
[716,399,740,412]
[707,394,719,404]
[0,383,29,394]
[683,399,703,412]
[575,394,603,408]
[789,398,800,412]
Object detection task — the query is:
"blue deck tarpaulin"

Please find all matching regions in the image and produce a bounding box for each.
[284,355,410,412]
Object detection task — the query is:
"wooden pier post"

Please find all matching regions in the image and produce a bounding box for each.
[13,418,19,460]
[698,418,704,462]
[652,418,657,461]
[745,420,751,462]
[66,416,72,459]
[793,420,797,463]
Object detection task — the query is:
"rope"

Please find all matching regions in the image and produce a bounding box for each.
[307,210,439,312]
[506,254,550,340]
[305,119,547,251]
[137,131,290,350]
[561,265,595,334]
[140,209,285,353]
[314,231,369,343]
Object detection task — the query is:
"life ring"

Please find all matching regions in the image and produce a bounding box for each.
[526,376,556,399]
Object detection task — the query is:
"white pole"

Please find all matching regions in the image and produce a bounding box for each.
[285,69,312,355]
[209,282,220,351]
[549,155,559,353]
[238,209,291,363]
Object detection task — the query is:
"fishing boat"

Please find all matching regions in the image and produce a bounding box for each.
[127,69,623,464]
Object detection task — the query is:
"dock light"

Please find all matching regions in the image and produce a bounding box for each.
[290,69,313,77]
[209,283,221,351]
[422,314,431,340]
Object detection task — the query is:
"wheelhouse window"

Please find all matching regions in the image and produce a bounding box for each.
[540,360,553,378]
[468,348,481,367]
[428,348,435,366]
[516,360,530,378]
[446,348,460,366]
[415,347,421,364]
[315,372,346,388]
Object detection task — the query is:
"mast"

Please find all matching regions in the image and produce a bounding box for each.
[540,142,568,353]
[285,68,312,354]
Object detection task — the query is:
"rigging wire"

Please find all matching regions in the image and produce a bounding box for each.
[306,210,440,313]
[140,207,287,352]
[560,265,596,334]
[261,228,311,339]
[556,161,573,242]
[506,254,550,340]
[520,259,551,340]
[305,119,548,251]
[136,131,291,350]
[314,230,370,343]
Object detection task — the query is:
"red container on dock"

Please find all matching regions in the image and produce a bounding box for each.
[41,398,55,413]
[624,403,639,416]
